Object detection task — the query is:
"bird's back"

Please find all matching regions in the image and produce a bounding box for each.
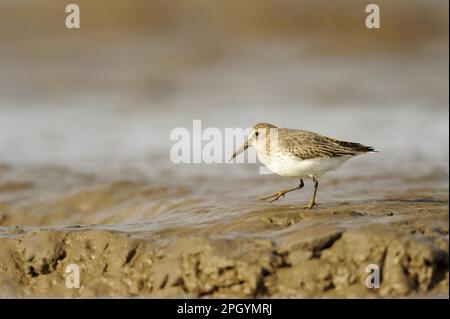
[274,128,375,160]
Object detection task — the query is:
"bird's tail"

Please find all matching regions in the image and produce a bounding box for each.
[335,140,377,154]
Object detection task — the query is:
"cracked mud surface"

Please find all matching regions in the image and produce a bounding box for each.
[0,165,448,298]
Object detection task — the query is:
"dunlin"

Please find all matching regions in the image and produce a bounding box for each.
[230,123,376,209]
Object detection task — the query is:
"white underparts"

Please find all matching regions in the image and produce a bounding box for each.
[259,153,353,178]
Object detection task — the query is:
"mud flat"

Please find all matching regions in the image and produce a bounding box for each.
[0,164,448,298]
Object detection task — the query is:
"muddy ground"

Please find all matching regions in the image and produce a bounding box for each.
[0,164,448,298]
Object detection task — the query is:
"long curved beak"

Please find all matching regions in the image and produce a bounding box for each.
[229,140,249,161]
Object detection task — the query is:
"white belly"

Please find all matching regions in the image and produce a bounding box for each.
[261,154,352,178]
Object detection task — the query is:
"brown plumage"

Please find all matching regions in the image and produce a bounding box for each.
[277,128,375,160]
[252,122,374,160]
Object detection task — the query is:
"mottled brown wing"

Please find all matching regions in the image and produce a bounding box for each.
[276,129,374,160]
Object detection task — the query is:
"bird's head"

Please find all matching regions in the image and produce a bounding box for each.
[229,122,278,161]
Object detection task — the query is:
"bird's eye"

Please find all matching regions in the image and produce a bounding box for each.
[255,132,259,137]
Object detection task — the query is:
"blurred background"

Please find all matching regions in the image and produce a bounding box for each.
[0,0,448,177]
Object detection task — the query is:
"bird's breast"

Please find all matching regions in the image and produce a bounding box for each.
[259,153,352,177]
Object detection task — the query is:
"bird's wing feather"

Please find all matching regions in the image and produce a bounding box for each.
[276,129,374,160]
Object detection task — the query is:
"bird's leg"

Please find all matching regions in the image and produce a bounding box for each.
[259,179,304,203]
[304,176,319,209]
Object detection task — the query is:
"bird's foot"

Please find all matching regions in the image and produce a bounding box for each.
[303,202,317,210]
[259,191,285,203]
